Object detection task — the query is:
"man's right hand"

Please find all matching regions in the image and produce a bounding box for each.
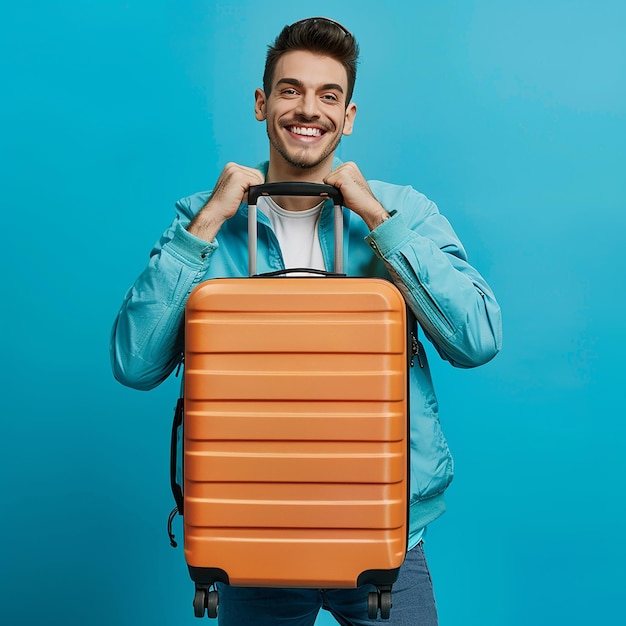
[187,163,265,242]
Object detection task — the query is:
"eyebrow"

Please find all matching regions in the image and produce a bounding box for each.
[275,78,345,94]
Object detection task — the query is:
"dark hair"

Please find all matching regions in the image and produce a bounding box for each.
[263,17,360,105]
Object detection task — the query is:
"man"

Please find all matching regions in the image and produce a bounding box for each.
[111,17,502,626]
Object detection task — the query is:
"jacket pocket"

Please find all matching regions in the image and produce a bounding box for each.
[408,356,454,500]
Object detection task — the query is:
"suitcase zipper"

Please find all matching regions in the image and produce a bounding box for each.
[175,355,184,377]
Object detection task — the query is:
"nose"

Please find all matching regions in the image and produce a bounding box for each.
[295,91,320,120]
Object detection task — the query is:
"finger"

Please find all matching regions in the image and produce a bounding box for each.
[323,170,340,186]
[241,171,265,203]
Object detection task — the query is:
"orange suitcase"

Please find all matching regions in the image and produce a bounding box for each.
[173,183,410,620]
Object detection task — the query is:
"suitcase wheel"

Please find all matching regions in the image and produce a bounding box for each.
[207,591,219,619]
[380,591,392,619]
[193,588,206,618]
[367,592,378,620]
[193,586,219,619]
[367,588,393,620]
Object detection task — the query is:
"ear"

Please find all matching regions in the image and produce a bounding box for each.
[254,88,267,121]
[342,102,357,136]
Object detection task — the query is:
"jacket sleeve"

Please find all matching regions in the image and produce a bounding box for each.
[365,183,502,368]
[110,193,216,390]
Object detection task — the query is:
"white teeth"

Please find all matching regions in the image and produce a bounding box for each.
[290,126,322,136]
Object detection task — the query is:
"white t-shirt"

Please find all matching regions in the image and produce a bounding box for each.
[258,196,326,271]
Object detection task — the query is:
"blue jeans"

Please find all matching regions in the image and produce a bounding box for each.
[215,542,438,625]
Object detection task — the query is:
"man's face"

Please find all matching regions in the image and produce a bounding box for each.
[255,50,357,171]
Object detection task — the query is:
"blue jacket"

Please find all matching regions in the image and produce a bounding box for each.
[111,161,502,549]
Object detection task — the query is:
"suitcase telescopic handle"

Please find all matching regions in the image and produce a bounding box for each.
[247,182,344,276]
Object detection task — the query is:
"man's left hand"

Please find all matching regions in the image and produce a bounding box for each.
[324,162,391,230]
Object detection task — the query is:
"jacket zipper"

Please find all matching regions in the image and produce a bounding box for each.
[410,330,423,368]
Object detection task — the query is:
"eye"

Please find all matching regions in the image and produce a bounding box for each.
[280,88,299,96]
[322,93,339,102]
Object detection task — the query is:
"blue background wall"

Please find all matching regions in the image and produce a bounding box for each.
[2,1,624,624]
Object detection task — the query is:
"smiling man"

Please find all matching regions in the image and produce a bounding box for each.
[111,16,502,626]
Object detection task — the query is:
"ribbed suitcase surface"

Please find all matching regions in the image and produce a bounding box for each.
[184,276,408,589]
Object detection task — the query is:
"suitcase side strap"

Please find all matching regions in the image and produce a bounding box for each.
[168,363,185,547]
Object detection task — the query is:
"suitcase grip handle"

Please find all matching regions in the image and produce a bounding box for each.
[170,398,184,515]
[255,267,345,278]
[248,182,343,207]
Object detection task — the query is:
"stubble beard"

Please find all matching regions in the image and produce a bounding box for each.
[267,125,343,170]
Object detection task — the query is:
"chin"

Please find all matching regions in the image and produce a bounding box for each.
[269,128,341,169]
[279,148,329,170]
[290,156,324,169]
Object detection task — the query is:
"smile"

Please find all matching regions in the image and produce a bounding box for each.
[287,126,325,137]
